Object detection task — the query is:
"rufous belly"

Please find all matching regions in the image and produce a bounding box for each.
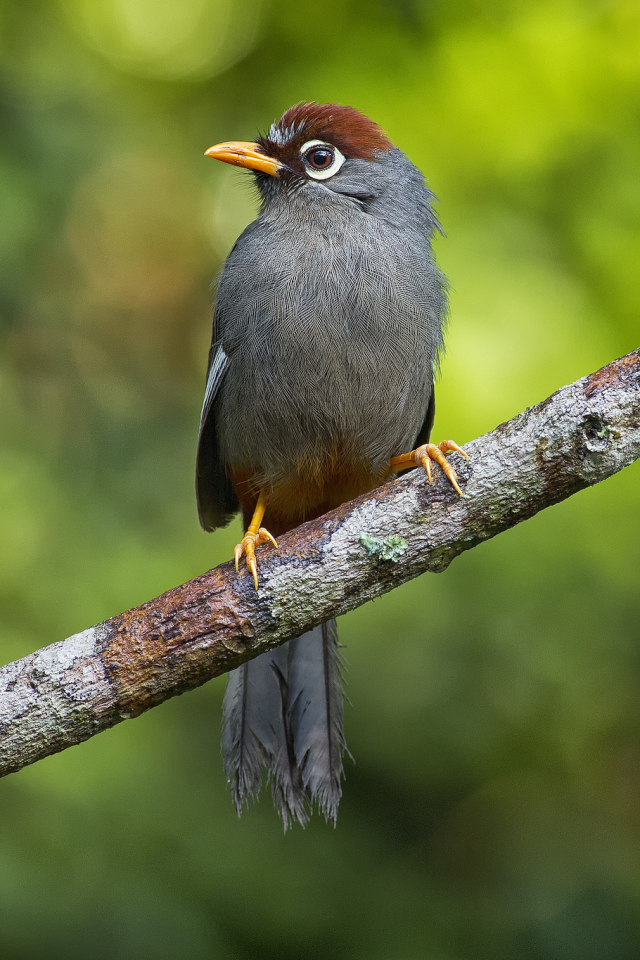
[229,453,388,538]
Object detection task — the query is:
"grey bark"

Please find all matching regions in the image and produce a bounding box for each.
[0,349,639,778]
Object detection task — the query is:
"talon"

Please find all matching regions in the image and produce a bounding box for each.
[246,554,259,590]
[426,444,463,495]
[232,490,277,590]
[389,438,468,495]
[440,461,462,496]
[420,452,433,484]
[233,530,276,589]
[438,439,468,461]
[258,527,278,549]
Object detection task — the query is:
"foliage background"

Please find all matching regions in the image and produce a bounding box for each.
[1,0,639,956]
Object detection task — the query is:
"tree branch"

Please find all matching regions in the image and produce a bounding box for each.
[1,350,639,778]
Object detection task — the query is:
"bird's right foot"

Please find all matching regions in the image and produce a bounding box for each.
[233,488,278,589]
[234,528,278,590]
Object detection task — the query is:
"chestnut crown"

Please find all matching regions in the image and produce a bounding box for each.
[257,102,393,181]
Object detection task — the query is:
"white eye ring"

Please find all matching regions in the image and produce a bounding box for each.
[300,139,346,180]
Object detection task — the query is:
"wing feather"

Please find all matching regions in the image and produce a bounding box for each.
[195,344,238,531]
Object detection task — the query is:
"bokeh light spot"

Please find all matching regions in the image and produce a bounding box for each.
[64,0,262,79]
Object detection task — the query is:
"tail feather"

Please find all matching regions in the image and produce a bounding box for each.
[269,653,310,828]
[220,619,347,828]
[287,622,347,825]
[221,647,307,826]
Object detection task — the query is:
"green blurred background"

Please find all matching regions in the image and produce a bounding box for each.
[1,0,639,956]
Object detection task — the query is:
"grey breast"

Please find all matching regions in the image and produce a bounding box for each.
[215,165,445,483]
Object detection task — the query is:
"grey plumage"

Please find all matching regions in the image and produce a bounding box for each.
[197,104,447,826]
[287,621,347,824]
[222,621,346,828]
[221,641,307,828]
[214,152,445,490]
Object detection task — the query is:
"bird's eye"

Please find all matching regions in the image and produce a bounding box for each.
[308,148,333,169]
[300,140,346,181]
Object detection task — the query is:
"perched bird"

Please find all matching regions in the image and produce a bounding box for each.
[197,102,465,828]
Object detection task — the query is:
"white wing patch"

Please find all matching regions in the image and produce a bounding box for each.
[199,345,229,435]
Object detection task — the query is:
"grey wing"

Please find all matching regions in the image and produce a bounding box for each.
[195,343,238,531]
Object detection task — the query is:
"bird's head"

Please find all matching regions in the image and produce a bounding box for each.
[205,102,412,212]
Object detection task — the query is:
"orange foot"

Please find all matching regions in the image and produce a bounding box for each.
[389,440,468,495]
[234,527,278,589]
[233,489,277,589]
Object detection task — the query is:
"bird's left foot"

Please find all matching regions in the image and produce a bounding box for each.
[234,528,278,590]
[389,440,468,495]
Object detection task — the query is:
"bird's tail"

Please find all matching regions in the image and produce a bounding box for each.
[221,620,347,829]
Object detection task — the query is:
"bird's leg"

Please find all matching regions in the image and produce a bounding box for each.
[389,440,468,495]
[234,489,278,589]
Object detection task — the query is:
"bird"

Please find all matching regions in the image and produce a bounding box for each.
[196,102,466,829]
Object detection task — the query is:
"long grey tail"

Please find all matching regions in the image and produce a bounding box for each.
[221,620,347,829]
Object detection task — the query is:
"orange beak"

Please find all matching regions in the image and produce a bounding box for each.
[205,141,283,177]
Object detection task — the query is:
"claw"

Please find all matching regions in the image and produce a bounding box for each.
[389,437,468,495]
[258,527,278,548]
[246,554,258,590]
[418,444,463,495]
[438,439,468,461]
[420,452,433,484]
[233,526,278,590]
